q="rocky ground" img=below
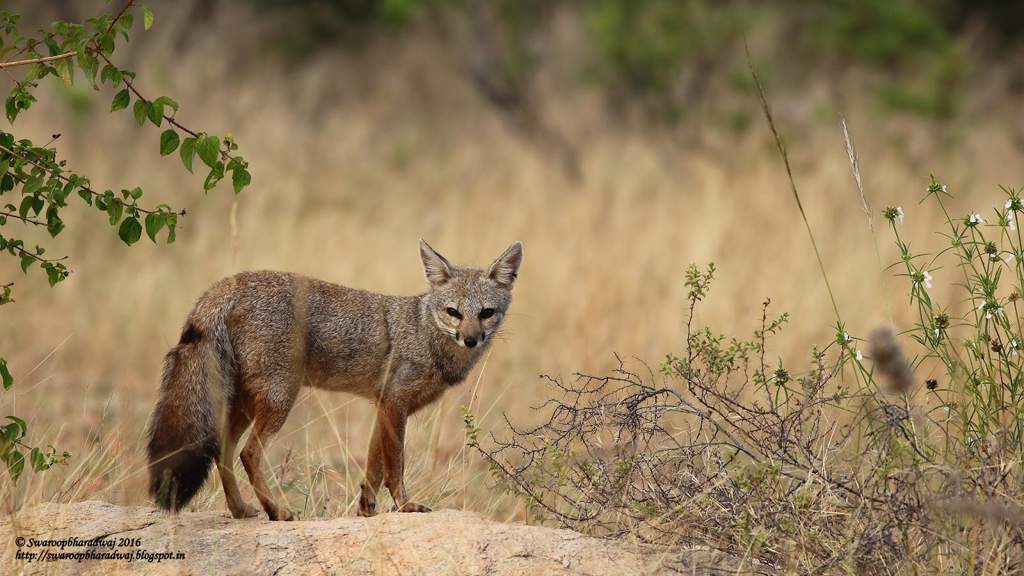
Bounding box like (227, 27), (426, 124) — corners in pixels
(0, 501), (762, 575)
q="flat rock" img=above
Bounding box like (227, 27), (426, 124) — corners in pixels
(0, 501), (754, 575)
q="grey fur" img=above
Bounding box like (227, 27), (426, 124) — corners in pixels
(146, 240), (523, 520)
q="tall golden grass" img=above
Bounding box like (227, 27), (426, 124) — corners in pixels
(1, 1), (1023, 521)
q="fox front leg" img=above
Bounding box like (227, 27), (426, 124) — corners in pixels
(362, 404), (431, 514)
(357, 414), (385, 517)
(383, 409), (431, 513)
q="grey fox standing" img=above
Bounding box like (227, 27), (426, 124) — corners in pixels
(147, 240), (523, 520)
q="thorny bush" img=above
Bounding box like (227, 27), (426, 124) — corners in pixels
(471, 183), (1024, 573)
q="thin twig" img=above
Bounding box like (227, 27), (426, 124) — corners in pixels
(5, 242), (67, 264)
(0, 143), (183, 217)
(0, 0), (135, 71)
(0, 210), (46, 227)
(0, 51), (77, 70)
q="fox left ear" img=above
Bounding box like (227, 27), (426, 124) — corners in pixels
(486, 241), (523, 288)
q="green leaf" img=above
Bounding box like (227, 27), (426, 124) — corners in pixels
(97, 190), (113, 211)
(118, 216), (142, 245)
(1, 423), (17, 444)
(119, 12), (135, 33)
(6, 416), (26, 439)
(179, 137), (196, 173)
(5, 96), (18, 124)
(144, 212), (164, 242)
(165, 212), (177, 243)
(53, 59), (72, 85)
(6, 449), (24, 481)
(19, 253), (33, 273)
(197, 135), (220, 168)
(0, 358), (11, 390)
(30, 448), (45, 472)
(204, 162), (225, 191)
(46, 212), (63, 237)
(153, 96), (178, 114)
(159, 129), (179, 156)
(19, 194), (43, 218)
(43, 262), (63, 286)
(18, 195), (34, 219)
(22, 176), (43, 196)
(107, 199), (123, 225)
(143, 6), (155, 30)
(129, 187), (143, 200)
(132, 100), (148, 126)
(101, 64), (123, 86)
(111, 88), (130, 112)
(54, 181), (73, 206)
(232, 167), (251, 194)
(147, 101), (163, 126)
(98, 33), (115, 55)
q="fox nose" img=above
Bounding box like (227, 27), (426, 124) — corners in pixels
(464, 336), (478, 348)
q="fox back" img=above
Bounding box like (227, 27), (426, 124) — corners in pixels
(217, 240), (520, 399)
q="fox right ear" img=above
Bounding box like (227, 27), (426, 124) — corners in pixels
(419, 239), (453, 288)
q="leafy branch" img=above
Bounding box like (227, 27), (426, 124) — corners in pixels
(0, 1), (250, 481)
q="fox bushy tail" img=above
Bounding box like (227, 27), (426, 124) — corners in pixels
(147, 307), (235, 511)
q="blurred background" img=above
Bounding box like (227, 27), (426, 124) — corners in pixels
(2, 0), (1024, 518)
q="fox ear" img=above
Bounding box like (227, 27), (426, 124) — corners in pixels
(486, 241), (523, 288)
(419, 239), (453, 288)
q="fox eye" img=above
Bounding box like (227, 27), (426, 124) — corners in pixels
(445, 307), (461, 319)
(479, 308), (496, 319)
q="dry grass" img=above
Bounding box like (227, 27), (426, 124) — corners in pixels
(2, 1), (1024, 531)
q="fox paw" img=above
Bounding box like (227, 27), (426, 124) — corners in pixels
(269, 508), (295, 521)
(396, 502), (431, 513)
(229, 503), (261, 519)
(358, 501), (376, 517)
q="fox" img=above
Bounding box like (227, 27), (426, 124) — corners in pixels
(146, 239), (523, 520)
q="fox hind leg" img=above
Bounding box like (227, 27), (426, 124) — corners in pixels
(239, 380), (297, 521)
(217, 402), (260, 519)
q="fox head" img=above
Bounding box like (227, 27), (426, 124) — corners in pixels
(419, 239), (523, 350)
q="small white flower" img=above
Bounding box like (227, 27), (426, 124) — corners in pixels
(980, 302), (998, 320)
(896, 206), (904, 225)
(1005, 252), (1016, 265)
(1007, 198), (1013, 209)
(855, 349), (863, 361)
(1009, 211), (1017, 231)
(915, 271), (934, 290)
(843, 331), (852, 344)
(969, 213), (985, 225)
